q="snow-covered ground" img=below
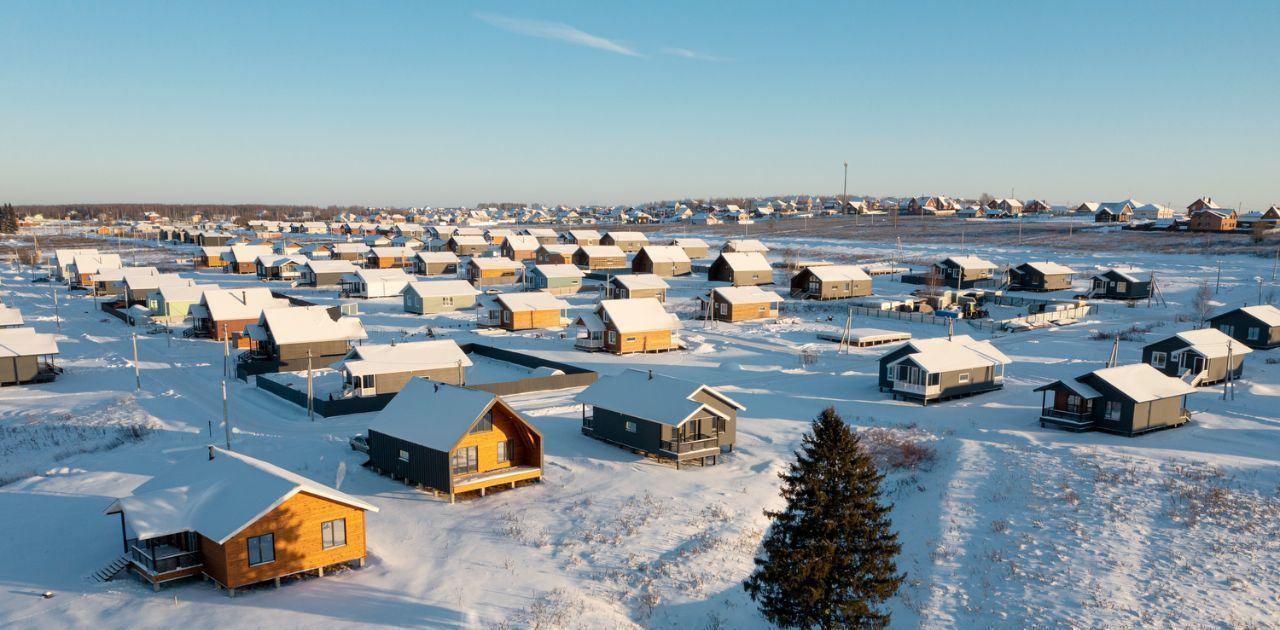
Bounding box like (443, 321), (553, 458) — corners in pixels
(1, 234), (1278, 628)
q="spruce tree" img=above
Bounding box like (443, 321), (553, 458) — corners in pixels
(0, 203), (17, 234)
(744, 407), (903, 629)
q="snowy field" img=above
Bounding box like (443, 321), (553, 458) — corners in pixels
(1, 234), (1279, 628)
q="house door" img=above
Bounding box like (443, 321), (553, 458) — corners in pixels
(1187, 355), (1205, 374)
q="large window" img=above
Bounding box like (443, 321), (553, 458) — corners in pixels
(451, 446), (478, 475)
(497, 440), (513, 463)
(1248, 327), (1260, 341)
(1104, 401), (1122, 421)
(1219, 324), (1234, 337)
(1151, 351), (1167, 368)
(321, 519), (347, 550)
(247, 533), (275, 566)
(471, 411), (493, 434)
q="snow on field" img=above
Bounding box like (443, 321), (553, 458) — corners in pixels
(0, 234), (1278, 628)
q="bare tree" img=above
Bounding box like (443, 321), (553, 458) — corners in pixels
(1191, 280), (1214, 327)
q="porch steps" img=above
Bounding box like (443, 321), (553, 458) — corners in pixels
(89, 556), (130, 583)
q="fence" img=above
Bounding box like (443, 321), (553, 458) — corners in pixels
(253, 342), (598, 417)
(100, 302), (136, 325)
(846, 305), (957, 327)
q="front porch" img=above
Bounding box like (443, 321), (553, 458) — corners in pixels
(452, 465), (542, 496)
(125, 533), (205, 589)
(1039, 407), (1095, 431)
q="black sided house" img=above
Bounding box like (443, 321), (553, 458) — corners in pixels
(575, 369), (744, 468)
(1035, 363), (1196, 435)
(1089, 269), (1152, 300)
(1008, 261), (1077, 292)
(1208, 304), (1280, 350)
(1142, 327), (1251, 386)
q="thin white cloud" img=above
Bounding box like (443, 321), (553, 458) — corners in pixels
(476, 13), (642, 58)
(661, 47), (725, 62)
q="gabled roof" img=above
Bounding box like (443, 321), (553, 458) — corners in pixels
(891, 344), (1001, 373)
(523, 228), (558, 237)
(0, 327), (59, 357)
(577, 245), (626, 258)
(1228, 304), (1280, 327)
(449, 235), (489, 246)
(1034, 377), (1102, 400)
(722, 239), (769, 253)
(70, 253), (123, 274)
(537, 244), (579, 256)
(895, 334), (1012, 365)
(1018, 261), (1076, 276)
(369, 246), (415, 258)
(805, 264), (871, 282)
(940, 255), (996, 270)
(1167, 327), (1253, 359)
(153, 283), (218, 303)
(637, 245), (691, 264)
(105, 447), (376, 544)
(671, 238), (708, 248)
(301, 259), (357, 274)
(340, 340), (472, 377)
(0, 303), (25, 327)
(603, 231), (648, 242)
(415, 251), (460, 263)
(353, 267), (412, 282)
(1089, 363), (1197, 403)
(504, 235), (541, 251)
(1095, 268), (1145, 283)
(331, 243), (371, 254)
(225, 245), (274, 262)
(201, 287), (291, 321)
(369, 381), (516, 451)
(492, 292), (570, 312)
(597, 298), (679, 333)
(259, 305), (367, 345)
(567, 229), (602, 240)
(576, 369), (744, 427)
(470, 257), (523, 271)
(711, 286), (784, 304)
(610, 273), (670, 290)
(532, 264), (585, 279)
(405, 280), (480, 298)
(714, 252), (772, 273)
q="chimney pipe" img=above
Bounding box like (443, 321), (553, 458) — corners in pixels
(434, 382), (439, 392)
(648, 369), (653, 380)
(208, 445), (215, 461)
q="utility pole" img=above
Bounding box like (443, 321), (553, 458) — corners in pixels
(1215, 261), (1222, 294)
(1273, 248), (1278, 282)
(222, 379), (231, 450)
(53, 288), (60, 331)
(307, 350), (314, 421)
(132, 332), (141, 390)
(223, 324), (230, 378)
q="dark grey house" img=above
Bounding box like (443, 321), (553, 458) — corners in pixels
(1208, 305), (1280, 349)
(299, 260), (357, 287)
(1089, 269), (1151, 300)
(1142, 328), (1251, 386)
(575, 369), (745, 468)
(877, 335), (1011, 404)
(243, 305), (367, 372)
(1035, 363), (1195, 435)
(1008, 261), (1076, 292)
(365, 380), (543, 502)
(934, 256), (997, 289)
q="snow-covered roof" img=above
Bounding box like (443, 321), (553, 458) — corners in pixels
(260, 305), (367, 345)
(578, 245), (626, 258)
(715, 252), (772, 273)
(301, 259), (357, 274)
(105, 446), (376, 544)
(576, 369), (744, 427)
(597, 298), (678, 333)
(331, 243), (371, 254)
(711, 286), (784, 305)
(806, 264), (871, 282)
(537, 244), (579, 256)
(1090, 363), (1197, 403)
(494, 292), (570, 312)
(604, 231), (648, 242)
(504, 235), (541, 251)
(450, 235), (489, 246)
(340, 340), (472, 377)
(154, 283), (218, 303)
(201, 287), (291, 321)
(1097, 268), (1145, 283)
(1019, 261), (1076, 276)
(91, 266), (158, 284)
(226, 245), (274, 262)
(892, 344), (1001, 373)
(369, 246), (415, 258)
(523, 228), (558, 238)
(671, 238), (709, 248)
(71, 253), (123, 274)
(125, 273), (195, 292)
(611, 274), (670, 290)
(369, 380), (505, 451)
(470, 257), (523, 271)
(722, 239), (769, 253)
(0, 327), (59, 357)
(898, 335), (1012, 365)
(415, 251), (460, 263)
(941, 255), (997, 270)
(1233, 305), (1280, 327)
(533, 264), (585, 279)
(405, 280), (480, 298)
(354, 267), (412, 282)
(0, 304), (25, 327)
(638, 246), (690, 264)
(567, 229), (602, 240)
(1169, 328), (1253, 360)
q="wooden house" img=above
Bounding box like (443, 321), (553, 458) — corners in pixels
(366, 246), (416, 269)
(341, 268), (412, 299)
(477, 292), (570, 330)
(600, 231), (649, 253)
(501, 235), (541, 262)
(403, 280), (480, 314)
(1209, 305), (1280, 349)
(224, 246), (274, 274)
(563, 229), (601, 246)
(90, 267), (157, 299)
(244, 305), (368, 371)
(105, 447), (376, 594)
(330, 243), (371, 264)
(878, 335), (1011, 405)
(484, 228), (514, 246)
(0, 303), (25, 328)
(467, 257), (523, 287)
(366, 381), (543, 502)
(527, 264), (585, 295)
(607, 274), (669, 302)
(789, 264), (872, 300)
(708, 252), (773, 286)
(631, 246), (692, 277)
(53, 248), (99, 282)
(299, 243), (333, 260)
(414, 251), (460, 276)
(0, 327), (60, 385)
(1089, 269), (1152, 300)
(933, 255), (997, 289)
(361, 235), (392, 248)
(523, 227), (559, 245)
(721, 239), (769, 254)
(573, 245), (628, 271)
(338, 340), (471, 397)
(191, 287), (291, 341)
(576, 369), (744, 468)
(1094, 202), (1133, 223)
(1009, 261), (1076, 292)
(299, 260), (357, 287)
(703, 286), (783, 322)
(447, 235), (489, 256)
(69, 253), (124, 288)
(196, 246), (230, 269)
(123, 273), (195, 306)
(1188, 209), (1237, 232)
(1186, 196), (1219, 214)
(535, 244), (578, 265)
(254, 255), (306, 281)
(574, 298), (679, 354)
(1142, 328), (1251, 386)
(146, 284), (218, 323)
(1035, 364), (1195, 435)
(670, 238), (710, 259)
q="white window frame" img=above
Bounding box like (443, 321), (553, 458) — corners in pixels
(958, 373), (970, 384)
(1151, 351), (1167, 368)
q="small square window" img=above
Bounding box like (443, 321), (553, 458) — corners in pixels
(958, 373), (970, 384)
(1151, 352), (1167, 368)
(398, 449), (409, 463)
(321, 519), (347, 550)
(624, 421), (637, 433)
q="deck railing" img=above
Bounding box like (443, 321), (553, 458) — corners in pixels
(659, 434), (721, 455)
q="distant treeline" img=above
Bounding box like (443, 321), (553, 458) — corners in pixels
(14, 203), (367, 222)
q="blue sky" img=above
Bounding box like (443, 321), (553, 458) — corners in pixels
(2, 1), (1278, 208)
